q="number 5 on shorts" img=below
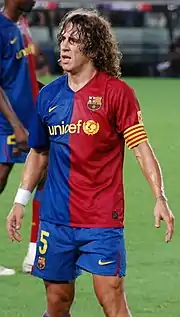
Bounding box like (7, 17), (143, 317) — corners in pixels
(39, 230), (50, 255)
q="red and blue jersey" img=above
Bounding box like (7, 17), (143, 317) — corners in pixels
(29, 72), (148, 228)
(0, 14), (38, 135)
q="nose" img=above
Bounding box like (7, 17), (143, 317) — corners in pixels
(61, 39), (70, 52)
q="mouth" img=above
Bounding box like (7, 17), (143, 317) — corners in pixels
(61, 55), (71, 63)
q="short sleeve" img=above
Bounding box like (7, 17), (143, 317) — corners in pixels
(115, 82), (148, 149)
(28, 94), (49, 149)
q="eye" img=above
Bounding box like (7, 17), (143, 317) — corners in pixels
(69, 37), (78, 45)
(69, 36), (80, 45)
(59, 35), (66, 43)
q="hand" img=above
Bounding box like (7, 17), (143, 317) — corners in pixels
(13, 125), (29, 152)
(7, 203), (25, 242)
(154, 199), (175, 243)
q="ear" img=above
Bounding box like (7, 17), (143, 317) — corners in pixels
(88, 51), (96, 59)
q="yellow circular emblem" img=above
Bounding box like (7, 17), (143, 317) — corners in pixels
(83, 120), (99, 135)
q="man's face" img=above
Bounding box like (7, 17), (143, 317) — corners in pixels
(60, 23), (91, 74)
(16, 0), (36, 13)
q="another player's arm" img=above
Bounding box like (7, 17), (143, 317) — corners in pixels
(0, 87), (29, 150)
(0, 87), (21, 127)
(37, 81), (45, 90)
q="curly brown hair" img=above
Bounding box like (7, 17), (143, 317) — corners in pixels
(57, 8), (122, 78)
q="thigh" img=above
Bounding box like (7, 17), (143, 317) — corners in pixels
(32, 221), (81, 282)
(0, 134), (28, 163)
(77, 228), (126, 277)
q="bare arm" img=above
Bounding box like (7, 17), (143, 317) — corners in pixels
(0, 87), (29, 150)
(37, 81), (45, 90)
(133, 141), (174, 242)
(7, 147), (48, 241)
(133, 141), (165, 199)
(0, 87), (22, 128)
(19, 147), (48, 192)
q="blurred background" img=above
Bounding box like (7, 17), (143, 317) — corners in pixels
(22, 0), (180, 78)
(2, 0), (180, 78)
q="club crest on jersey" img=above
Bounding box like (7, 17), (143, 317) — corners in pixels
(87, 96), (102, 111)
(37, 256), (46, 270)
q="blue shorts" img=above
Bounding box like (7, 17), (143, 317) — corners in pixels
(32, 221), (126, 282)
(0, 134), (28, 163)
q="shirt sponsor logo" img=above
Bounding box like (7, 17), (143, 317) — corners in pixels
(48, 120), (100, 136)
(16, 43), (35, 60)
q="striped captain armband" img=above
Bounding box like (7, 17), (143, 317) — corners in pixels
(123, 123), (148, 149)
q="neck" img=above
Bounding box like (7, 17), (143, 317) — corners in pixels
(68, 63), (97, 92)
(2, 6), (21, 22)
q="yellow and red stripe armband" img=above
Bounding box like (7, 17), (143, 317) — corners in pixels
(123, 124), (148, 149)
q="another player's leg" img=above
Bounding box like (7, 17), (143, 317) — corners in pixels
(32, 221), (79, 317)
(76, 227), (132, 317)
(42, 312), (71, 317)
(23, 174), (46, 273)
(0, 134), (29, 274)
(0, 161), (16, 276)
(42, 313), (71, 317)
(0, 140), (15, 276)
(0, 162), (13, 194)
(22, 196), (40, 273)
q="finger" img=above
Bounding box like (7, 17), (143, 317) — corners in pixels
(19, 147), (29, 153)
(172, 215), (175, 226)
(7, 219), (16, 241)
(155, 216), (161, 228)
(13, 230), (22, 242)
(15, 218), (22, 231)
(8, 227), (15, 241)
(165, 222), (174, 243)
(164, 214), (174, 240)
(16, 142), (29, 152)
(12, 148), (21, 156)
(166, 230), (172, 243)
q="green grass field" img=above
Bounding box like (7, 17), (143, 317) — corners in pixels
(0, 77), (180, 317)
